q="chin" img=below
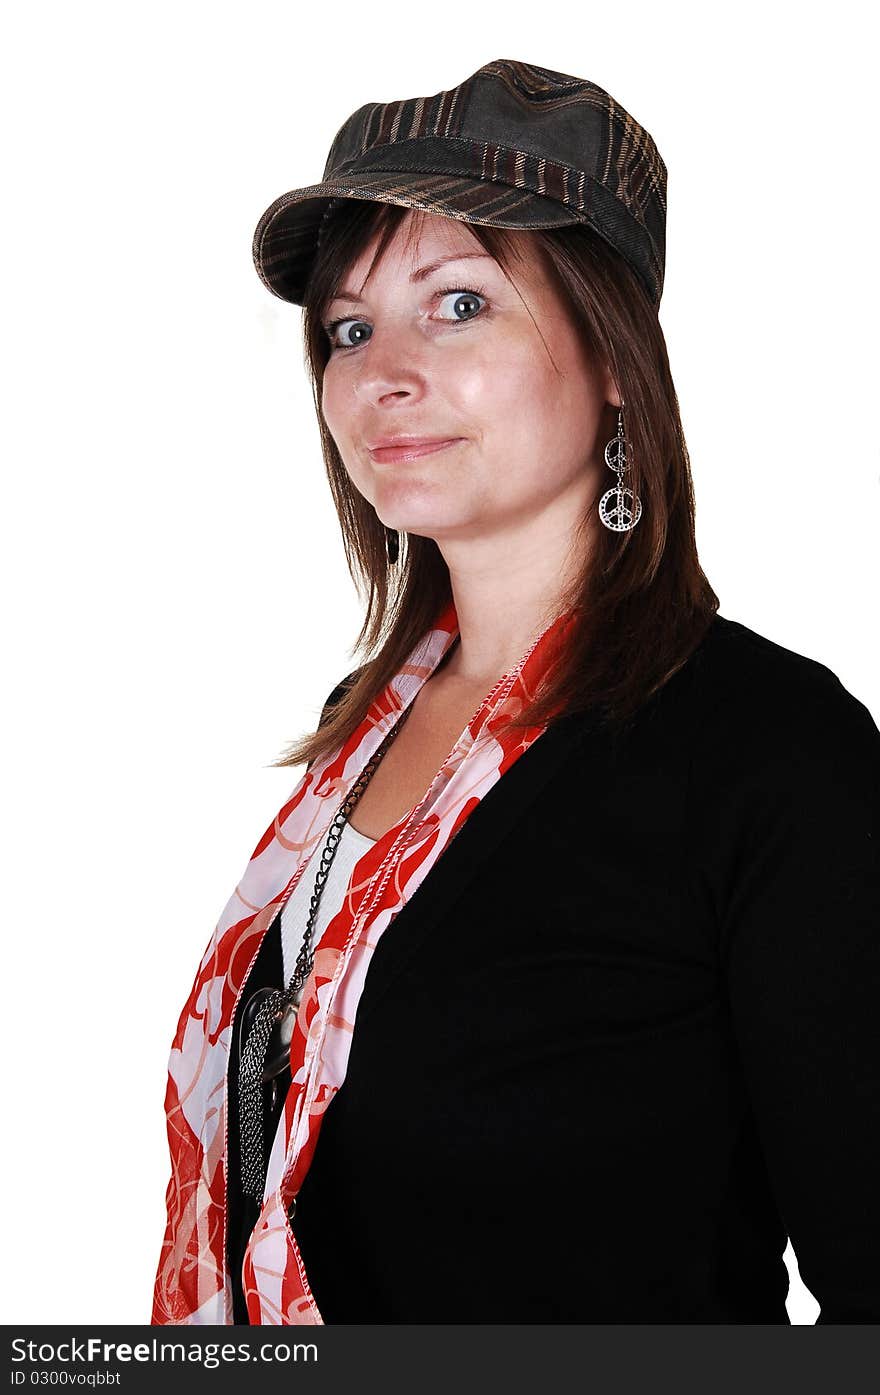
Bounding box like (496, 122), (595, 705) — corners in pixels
(373, 485), (483, 537)
(389, 521), (475, 544)
(375, 504), (467, 538)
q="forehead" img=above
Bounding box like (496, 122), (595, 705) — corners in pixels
(340, 208), (538, 293)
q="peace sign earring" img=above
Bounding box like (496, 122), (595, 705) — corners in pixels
(598, 407), (642, 532)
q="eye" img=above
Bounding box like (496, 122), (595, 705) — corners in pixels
(324, 318), (372, 350)
(434, 287), (487, 321)
(322, 285), (488, 351)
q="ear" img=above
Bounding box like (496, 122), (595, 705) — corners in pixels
(602, 366), (622, 409)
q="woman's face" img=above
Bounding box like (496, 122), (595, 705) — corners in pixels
(320, 209), (619, 550)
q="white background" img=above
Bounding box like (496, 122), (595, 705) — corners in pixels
(2, 0), (876, 1325)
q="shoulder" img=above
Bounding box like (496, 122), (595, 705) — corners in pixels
(683, 613), (879, 791)
(679, 620), (879, 962)
(690, 613), (876, 735)
(692, 612), (855, 701)
(317, 666), (364, 728)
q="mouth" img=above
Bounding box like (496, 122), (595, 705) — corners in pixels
(368, 438), (464, 464)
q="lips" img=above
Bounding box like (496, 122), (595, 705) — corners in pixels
(368, 437), (463, 463)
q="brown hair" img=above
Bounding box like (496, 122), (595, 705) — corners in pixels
(271, 199), (718, 770)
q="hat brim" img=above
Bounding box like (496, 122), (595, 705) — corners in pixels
(252, 171), (590, 305)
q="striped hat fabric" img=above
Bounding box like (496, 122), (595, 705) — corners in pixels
(252, 58), (668, 307)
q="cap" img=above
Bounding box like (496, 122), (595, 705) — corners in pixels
(252, 58), (667, 308)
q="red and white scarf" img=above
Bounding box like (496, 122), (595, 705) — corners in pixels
(151, 597), (576, 1324)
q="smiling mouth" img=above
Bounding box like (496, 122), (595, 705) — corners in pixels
(369, 439), (464, 464)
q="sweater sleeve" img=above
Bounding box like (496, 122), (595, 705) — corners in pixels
(695, 660), (880, 1322)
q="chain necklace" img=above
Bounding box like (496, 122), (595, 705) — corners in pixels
(237, 701), (414, 1202)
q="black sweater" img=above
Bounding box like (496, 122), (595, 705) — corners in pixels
(227, 614), (880, 1323)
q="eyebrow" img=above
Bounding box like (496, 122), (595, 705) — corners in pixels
(329, 252), (496, 306)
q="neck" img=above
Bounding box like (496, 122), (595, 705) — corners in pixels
(435, 515), (591, 685)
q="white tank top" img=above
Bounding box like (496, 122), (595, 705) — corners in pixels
(279, 820), (378, 984)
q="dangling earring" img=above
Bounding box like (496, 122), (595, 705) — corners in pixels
(599, 406), (642, 532)
(386, 527), (400, 565)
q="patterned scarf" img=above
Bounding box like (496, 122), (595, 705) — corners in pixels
(152, 596), (576, 1324)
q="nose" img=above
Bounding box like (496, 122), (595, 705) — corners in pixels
(352, 317), (430, 408)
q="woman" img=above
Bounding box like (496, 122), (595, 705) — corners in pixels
(152, 59), (879, 1325)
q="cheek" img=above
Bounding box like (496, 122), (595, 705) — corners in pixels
(475, 344), (571, 440)
(472, 332), (604, 496)
(444, 337), (539, 418)
(319, 368), (376, 501)
(321, 368), (346, 437)
(510, 336), (601, 447)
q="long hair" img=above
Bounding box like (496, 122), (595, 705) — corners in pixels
(271, 199), (718, 770)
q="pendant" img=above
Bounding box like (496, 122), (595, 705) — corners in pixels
(599, 482), (642, 532)
(238, 987), (299, 1082)
(263, 1000), (298, 1081)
